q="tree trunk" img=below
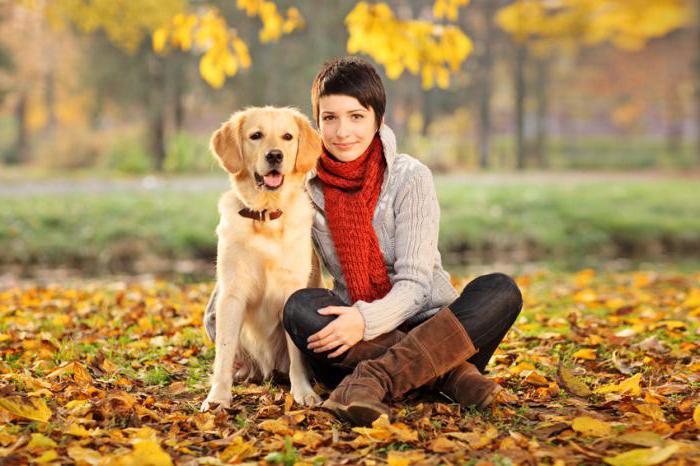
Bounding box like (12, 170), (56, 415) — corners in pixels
(478, 0), (495, 169)
(515, 44), (527, 170)
(665, 82), (683, 162)
(8, 91), (29, 165)
(533, 57), (550, 168)
(147, 52), (167, 171)
(696, 0), (700, 165)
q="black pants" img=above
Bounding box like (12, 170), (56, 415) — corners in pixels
(282, 273), (523, 388)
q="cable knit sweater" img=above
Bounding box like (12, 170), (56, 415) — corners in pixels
(305, 125), (458, 341)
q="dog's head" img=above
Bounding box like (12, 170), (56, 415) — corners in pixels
(211, 106), (321, 191)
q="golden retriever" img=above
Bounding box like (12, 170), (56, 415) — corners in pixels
(201, 106), (323, 411)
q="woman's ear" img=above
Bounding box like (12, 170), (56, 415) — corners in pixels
(293, 112), (322, 173)
(211, 111), (246, 174)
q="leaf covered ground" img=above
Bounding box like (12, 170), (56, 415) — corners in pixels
(0, 270), (699, 465)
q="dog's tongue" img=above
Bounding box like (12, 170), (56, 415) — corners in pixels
(264, 173), (283, 188)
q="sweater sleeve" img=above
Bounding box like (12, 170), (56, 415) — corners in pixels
(354, 164), (439, 340)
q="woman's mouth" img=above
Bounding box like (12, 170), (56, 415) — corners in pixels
(334, 142), (356, 150)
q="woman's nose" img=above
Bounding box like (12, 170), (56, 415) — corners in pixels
(335, 118), (349, 137)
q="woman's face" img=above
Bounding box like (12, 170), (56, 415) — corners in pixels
(318, 94), (379, 162)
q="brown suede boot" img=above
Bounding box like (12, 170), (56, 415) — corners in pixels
(335, 325), (503, 412)
(322, 307), (478, 426)
(430, 361), (503, 409)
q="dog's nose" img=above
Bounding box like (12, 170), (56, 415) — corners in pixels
(265, 150), (283, 165)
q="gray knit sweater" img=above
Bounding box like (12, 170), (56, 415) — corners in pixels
(305, 125), (458, 341)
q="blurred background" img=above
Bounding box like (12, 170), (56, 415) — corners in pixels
(0, 0), (698, 286)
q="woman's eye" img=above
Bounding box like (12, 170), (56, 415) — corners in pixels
(250, 132), (262, 140)
(322, 115), (335, 121)
(352, 114), (364, 120)
(282, 133), (293, 141)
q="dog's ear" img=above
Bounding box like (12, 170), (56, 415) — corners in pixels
(211, 111), (245, 174)
(293, 112), (322, 174)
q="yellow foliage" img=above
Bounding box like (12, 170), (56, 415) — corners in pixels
(152, 2), (299, 88)
(496, 0), (690, 51)
(346, 2), (473, 89)
(433, 0), (470, 21)
(42, 0), (185, 53)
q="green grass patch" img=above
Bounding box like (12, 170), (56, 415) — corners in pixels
(1, 177), (698, 273)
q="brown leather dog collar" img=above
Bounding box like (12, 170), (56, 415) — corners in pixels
(238, 208), (283, 222)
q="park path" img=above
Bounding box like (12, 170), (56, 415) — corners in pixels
(1, 170), (696, 196)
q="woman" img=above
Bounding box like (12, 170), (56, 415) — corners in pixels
(204, 56), (523, 426)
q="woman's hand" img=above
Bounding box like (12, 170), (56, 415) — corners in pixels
(307, 306), (365, 358)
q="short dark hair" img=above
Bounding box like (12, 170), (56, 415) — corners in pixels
(310, 56), (386, 127)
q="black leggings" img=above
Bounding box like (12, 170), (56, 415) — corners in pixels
(283, 273), (523, 388)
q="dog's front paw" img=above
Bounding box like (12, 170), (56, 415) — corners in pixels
(200, 386), (232, 412)
(291, 385), (322, 407)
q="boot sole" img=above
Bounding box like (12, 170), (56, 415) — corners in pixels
(477, 384), (503, 409)
(322, 399), (386, 426)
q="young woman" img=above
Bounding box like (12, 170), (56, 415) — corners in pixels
(204, 56), (523, 426)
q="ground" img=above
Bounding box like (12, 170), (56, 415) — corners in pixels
(0, 270), (698, 465)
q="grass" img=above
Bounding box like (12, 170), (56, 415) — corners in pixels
(0, 176), (698, 274)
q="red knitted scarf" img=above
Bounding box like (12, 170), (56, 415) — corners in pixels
(316, 135), (392, 303)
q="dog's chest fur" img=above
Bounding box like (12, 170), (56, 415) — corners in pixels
(216, 188), (314, 376)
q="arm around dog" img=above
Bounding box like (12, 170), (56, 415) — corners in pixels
(353, 163), (439, 340)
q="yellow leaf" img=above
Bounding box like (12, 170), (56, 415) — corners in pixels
(291, 430), (323, 449)
(34, 449), (59, 463)
(67, 446), (102, 465)
(65, 423), (100, 437)
(105, 439), (173, 466)
(508, 361), (535, 375)
(258, 418), (293, 436)
(604, 444), (679, 466)
(558, 365), (592, 397)
(634, 403), (665, 422)
(352, 415), (418, 442)
(693, 405), (700, 428)
(572, 416), (612, 437)
(429, 436), (458, 453)
(28, 433), (57, 448)
(615, 431), (664, 448)
(595, 373), (643, 397)
(523, 370), (549, 387)
(219, 436), (258, 463)
(0, 396), (52, 422)
(573, 348), (598, 360)
(387, 450), (425, 466)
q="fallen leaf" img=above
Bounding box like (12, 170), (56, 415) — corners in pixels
(0, 396), (52, 422)
(634, 403), (665, 422)
(67, 446), (102, 465)
(218, 436), (258, 463)
(291, 430), (324, 449)
(429, 436), (458, 453)
(523, 370), (549, 386)
(572, 416), (612, 437)
(27, 433), (57, 448)
(694, 405), (700, 428)
(573, 348), (597, 360)
(615, 431), (664, 448)
(558, 366), (592, 397)
(387, 450), (425, 466)
(604, 444), (679, 466)
(33, 449), (59, 463)
(595, 373), (643, 397)
(258, 418), (294, 436)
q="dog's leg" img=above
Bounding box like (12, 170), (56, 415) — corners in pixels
(201, 290), (246, 412)
(286, 333), (322, 406)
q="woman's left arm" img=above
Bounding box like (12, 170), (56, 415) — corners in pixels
(354, 163), (440, 340)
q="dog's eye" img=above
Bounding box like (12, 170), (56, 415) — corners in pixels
(282, 133), (293, 141)
(250, 132), (263, 140)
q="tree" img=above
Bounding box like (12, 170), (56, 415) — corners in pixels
(496, 0), (691, 169)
